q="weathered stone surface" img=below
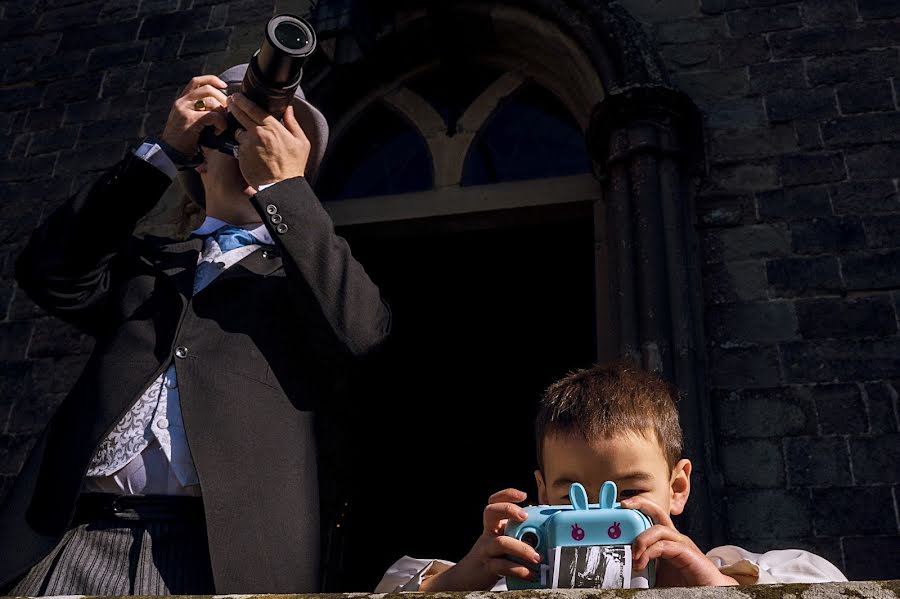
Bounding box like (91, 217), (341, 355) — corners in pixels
(758, 186), (832, 221)
(781, 338), (900, 382)
(842, 249), (900, 290)
(830, 180), (899, 214)
(796, 296), (897, 340)
(850, 433), (900, 484)
(812, 486), (896, 535)
(810, 383), (868, 434)
(715, 386), (818, 437)
(707, 301), (798, 343)
(703, 260), (769, 304)
(767, 256), (842, 294)
(726, 489), (812, 538)
(791, 216), (866, 254)
(719, 438), (786, 487)
(845, 144), (900, 180)
(710, 344), (783, 389)
(864, 381), (899, 433)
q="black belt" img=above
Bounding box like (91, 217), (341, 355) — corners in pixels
(74, 493), (206, 523)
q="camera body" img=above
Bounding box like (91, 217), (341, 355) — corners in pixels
(504, 481), (655, 589)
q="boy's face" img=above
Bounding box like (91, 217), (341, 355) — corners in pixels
(535, 429), (690, 517)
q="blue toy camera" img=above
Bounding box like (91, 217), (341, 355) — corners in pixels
(504, 481), (655, 589)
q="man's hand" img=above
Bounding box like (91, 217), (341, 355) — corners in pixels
(227, 93), (311, 188)
(420, 488), (540, 592)
(621, 496), (739, 587)
(161, 76), (229, 158)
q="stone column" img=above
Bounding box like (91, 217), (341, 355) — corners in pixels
(587, 86), (724, 549)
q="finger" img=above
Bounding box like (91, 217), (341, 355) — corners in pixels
(635, 539), (689, 571)
(231, 93), (279, 127)
(485, 558), (536, 581)
(483, 502), (528, 531)
(488, 488), (528, 505)
(234, 128), (247, 143)
(227, 98), (258, 131)
(631, 525), (686, 563)
(282, 105), (306, 139)
(181, 75), (227, 96)
(200, 112), (229, 135)
(186, 84), (229, 108)
(620, 496), (674, 528)
(486, 535), (541, 564)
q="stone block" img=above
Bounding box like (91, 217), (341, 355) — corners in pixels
(830, 180), (899, 214)
(715, 386), (818, 437)
(7, 393), (66, 435)
(726, 6), (801, 34)
(29, 318), (93, 358)
(850, 434), (900, 484)
(698, 194), (756, 227)
(0, 322), (32, 362)
(864, 381), (899, 433)
(791, 216), (866, 254)
(23, 107), (63, 132)
(767, 256), (842, 294)
(769, 22), (900, 58)
(180, 28), (231, 57)
(843, 536), (900, 580)
(708, 162), (781, 192)
(809, 50), (899, 87)
(822, 112), (900, 147)
(781, 338), (900, 382)
(58, 20), (140, 52)
(845, 143), (900, 180)
(863, 214), (900, 248)
(708, 223), (791, 262)
(800, 0), (859, 25)
(709, 344), (783, 389)
(208, 5), (229, 29)
(814, 383), (868, 434)
(0, 155), (56, 183)
(225, 0), (276, 27)
(779, 153), (846, 186)
(796, 295), (897, 340)
(758, 186), (832, 220)
(37, 1), (103, 30)
(704, 97), (768, 128)
(100, 64), (150, 98)
(80, 117), (143, 145)
(857, 0), (900, 18)
(766, 89), (837, 123)
(63, 99), (109, 125)
(784, 436), (852, 486)
(749, 59), (805, 93)
(87, 40), (146, 70)
(726, 489), (812, 538)
(707, 301), (798, 343)
(143, 35), (183, 61)
(842, 249), (900, 290)
(0, 433), (36, 475)
(793, 120), (823, 150)
(812, 486), (896, 535)
(710, 124), (798, 163)
(719, 438), (786, 487)
(99, 0), (138, 23)
(54, 141), (125, 177)
(42, 74), (103, 105)
(27, 125), (78, 156)
(837, 80), (896, 114)
(703, 260), (769, 304)
(673, 69), (750, 103)
(138, 7), (212, 39)
(145, 56), (206, 89)
(719, 36), (770, 68)
(0, 85), (44, 112)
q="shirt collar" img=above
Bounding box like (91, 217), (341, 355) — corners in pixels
(192, 216), (274, 246)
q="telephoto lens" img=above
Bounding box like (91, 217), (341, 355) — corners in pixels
(199, 14), (317, 156)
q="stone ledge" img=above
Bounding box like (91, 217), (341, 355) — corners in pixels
(10, 581), (900, 599)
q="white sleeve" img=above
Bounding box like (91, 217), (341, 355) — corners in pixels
(706, 545), (847, 584)
(134, 142), (177, 180)
(373, 556), (508, 592)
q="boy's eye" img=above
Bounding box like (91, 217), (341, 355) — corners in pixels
(619, 489), (643, 499)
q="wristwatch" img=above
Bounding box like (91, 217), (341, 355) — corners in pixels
(147, 137), (204, 170)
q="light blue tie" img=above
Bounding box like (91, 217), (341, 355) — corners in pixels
(211, 225), (260, 251)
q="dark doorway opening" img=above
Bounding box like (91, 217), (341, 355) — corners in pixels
(327, 202), (598, 591)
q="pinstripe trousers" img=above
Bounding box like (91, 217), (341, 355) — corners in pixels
(9, 516), (215, 596)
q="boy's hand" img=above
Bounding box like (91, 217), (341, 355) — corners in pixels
(420, 489), (541, 591)
(621, 496), (739, 587)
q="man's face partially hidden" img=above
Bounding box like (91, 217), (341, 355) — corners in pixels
(196, 145), (257, 206)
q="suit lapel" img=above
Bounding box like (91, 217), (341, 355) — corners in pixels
(147, 236), (203, 299)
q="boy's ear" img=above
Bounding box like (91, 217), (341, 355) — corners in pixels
(668, 458), (691, 516)
(534, 469), (549, 505)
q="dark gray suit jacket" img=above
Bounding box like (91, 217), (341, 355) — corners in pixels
(0, 153), (391, 592)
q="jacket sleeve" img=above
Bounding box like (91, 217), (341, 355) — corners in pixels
(250, 176), (391, 360)
(14, 153), (173, 335)
(706, 545), (848, 584)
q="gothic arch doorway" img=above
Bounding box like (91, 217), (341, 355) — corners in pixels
(306, 3), (715, 589)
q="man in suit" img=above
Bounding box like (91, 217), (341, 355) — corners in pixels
(0, 65), (390, 595)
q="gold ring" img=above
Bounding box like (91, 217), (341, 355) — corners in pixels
(193, 99), (207, 111)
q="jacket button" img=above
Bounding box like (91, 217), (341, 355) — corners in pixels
(270, 213), (283, 224)
(174, 346), (188, 359)
(276, 223), (288, 234)
(266, 204), (278, 215)
(156, 418), (169, 429)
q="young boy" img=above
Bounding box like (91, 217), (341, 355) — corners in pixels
(377, 363), (846, 591)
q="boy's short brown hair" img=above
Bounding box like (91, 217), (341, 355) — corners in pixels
(535, 362), (683, 469)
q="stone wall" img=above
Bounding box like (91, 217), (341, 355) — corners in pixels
(0, 0), (897, 584)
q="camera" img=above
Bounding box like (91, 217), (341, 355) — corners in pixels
(199, 14), (317, 157)
(504, 481), (656, 589)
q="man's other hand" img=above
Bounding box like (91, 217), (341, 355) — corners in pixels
(161, 76), (229, 158)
